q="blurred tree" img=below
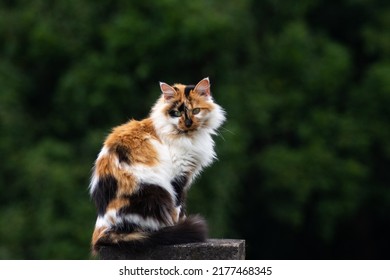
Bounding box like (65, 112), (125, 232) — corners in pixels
(0, 0), (389, 259)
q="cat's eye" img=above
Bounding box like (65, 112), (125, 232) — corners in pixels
(192, 108), (201, 115)
(169, 110), (182, 117)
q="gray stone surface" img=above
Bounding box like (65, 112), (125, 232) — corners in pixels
(98, 239), (245, 260)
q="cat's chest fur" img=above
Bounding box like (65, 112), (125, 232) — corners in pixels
(158, 132), (215, 182)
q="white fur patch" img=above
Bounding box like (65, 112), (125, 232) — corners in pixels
(95, 209), (117, 229)
(124, 213), (169, 231)
(121, 139), (176, 198)
(95, 208), (171, 232)
(95, 216), (108, 228)
(89, 173), (99, 195)
(89, 146), (110, 195)
(98, 146), (109, 158)
(149, 95), (226, 182)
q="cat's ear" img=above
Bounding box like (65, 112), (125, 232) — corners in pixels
(194, 77), (211, 97)
(159, 82), (176, 100)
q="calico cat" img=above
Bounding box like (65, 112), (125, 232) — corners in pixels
(89, 77), (225, 256)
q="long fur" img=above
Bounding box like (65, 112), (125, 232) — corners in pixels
(89, 78), (225, 257)
(94, 215), (207, 253)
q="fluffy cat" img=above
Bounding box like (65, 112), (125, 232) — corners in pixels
(89, 77), (225, 256)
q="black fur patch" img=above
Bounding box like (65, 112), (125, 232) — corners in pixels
(184, 117), (192, 127)
(151, 215), (208, 244)
(92, 175), (118, 215)
(119, 184), (174, 224)
(184, 85), (195, 98)
(177, 103), (185, 113)
(96, 215), (208, 255)
(171, 175), (188, 206)
(111, 222), (139, 233)
(114, 144), (131, 164)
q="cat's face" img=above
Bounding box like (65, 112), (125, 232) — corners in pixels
(152, 78), (225, 137)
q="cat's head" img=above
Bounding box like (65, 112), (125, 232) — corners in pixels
(151, 77), (225, 138)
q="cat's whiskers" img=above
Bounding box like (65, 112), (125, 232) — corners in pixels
(220, 126), (234, 135)
(214, 130), (226, 142)
(212, 126), (233, 142)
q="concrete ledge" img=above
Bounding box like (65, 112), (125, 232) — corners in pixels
(98, 239), (245, 260)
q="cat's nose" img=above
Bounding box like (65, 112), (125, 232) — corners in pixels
(185, 119), (193, 128)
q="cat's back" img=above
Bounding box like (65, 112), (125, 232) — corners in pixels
(105, 118), (158, 145)
(103, 118), (160, 166)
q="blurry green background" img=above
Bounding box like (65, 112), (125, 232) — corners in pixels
(0, 0), (389, 259)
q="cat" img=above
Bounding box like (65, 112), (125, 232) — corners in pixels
(89, 77), (226, 256)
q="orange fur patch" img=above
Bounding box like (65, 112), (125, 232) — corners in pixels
(113, 169), (137, 196)
(107, 197), (129, 211)
(170, 207), (181, 224)
(104, 118), (159, 166)
(92, 226), (107, 247)
(94, 118), (160, 197)
(95, 231), (148, 246)
(95, 154), (114, 177)
(120, 232), (149, 242)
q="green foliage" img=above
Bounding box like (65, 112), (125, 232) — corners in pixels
(0, 0), (389, 259)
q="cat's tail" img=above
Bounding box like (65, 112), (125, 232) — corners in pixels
(92, 215), (207, 257)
